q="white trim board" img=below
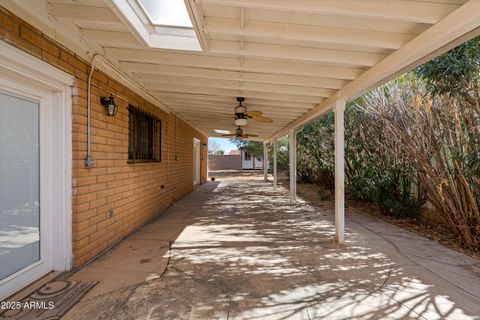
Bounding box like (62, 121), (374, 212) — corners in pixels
(0, 41), (74, 298)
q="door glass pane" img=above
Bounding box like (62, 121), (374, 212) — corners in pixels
(0, 91), (40, 280)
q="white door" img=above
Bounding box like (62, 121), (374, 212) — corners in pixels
(242, 151), (253, 169)
(193, 138), (201, 186)
(254, 157), (264, 169)
(0, 89), (54, 299)
(0, 42), (73, 299)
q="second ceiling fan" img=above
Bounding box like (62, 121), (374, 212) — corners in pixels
(221, 126), (258, 139)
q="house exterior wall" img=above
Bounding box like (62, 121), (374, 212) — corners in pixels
(208, 154), (242, 170)
(241, 151), (264, 170)
(253, 158), (264, 169)
(0, 7), (208, 267)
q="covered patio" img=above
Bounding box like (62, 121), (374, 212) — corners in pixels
(2, 0), (479, 245)
(64, 172), (480, 319)
(28, 0), (480, 244)
(1, 0), (480, 317)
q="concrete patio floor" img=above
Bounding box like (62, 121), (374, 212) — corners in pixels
(64, 172), (480, 320)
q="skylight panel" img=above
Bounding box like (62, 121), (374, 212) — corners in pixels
(138, 0), (193, 28)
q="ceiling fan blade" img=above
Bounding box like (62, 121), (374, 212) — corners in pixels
(245, 110), (263, 117)
(250, 115), (273, 123)
(243, 134), (259, 138)
(221, 134), (237, 137)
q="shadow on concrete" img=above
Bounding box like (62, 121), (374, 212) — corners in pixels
(65, 173), (480, 320)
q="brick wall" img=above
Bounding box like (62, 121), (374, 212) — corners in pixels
(208, 154), (242, 170)
(0, 7), (208, 267)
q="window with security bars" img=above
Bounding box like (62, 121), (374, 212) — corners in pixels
(128, 106), (161, 162)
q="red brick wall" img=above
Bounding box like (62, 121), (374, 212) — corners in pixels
(0, 7), (208, 267)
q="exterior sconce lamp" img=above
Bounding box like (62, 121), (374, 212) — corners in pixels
(100, 94), (117, 116)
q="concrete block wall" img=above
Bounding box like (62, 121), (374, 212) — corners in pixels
(208, 154), (242, 170)
(0, 7), (208, 267)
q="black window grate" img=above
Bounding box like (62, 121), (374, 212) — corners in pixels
(128, 106), (161, 162)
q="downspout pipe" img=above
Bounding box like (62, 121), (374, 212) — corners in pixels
(85, 54), (101, 168)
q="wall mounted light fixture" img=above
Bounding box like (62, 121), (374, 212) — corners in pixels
(100, 94), (118, 116)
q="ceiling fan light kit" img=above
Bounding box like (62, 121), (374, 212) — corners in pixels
(222, 97), (273, 139)
(234, 117), (248, 127)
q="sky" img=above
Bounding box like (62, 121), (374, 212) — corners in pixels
(208, 137), (238, 153)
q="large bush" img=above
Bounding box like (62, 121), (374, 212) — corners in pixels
(297, 113), (335, 188)
(293, 38), (480, 248)
(295, 103), (422, 218)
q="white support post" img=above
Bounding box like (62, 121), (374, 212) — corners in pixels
(273, 138), (278, 190)
(263, 142), (268, 181)
(334, 100), (346, 243)
(289, 128), (297, 203)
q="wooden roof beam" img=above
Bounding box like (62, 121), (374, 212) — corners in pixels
(113, 53), (365, 79)
(209, 40), (387, 67)
(197, 0), (459, 24)
(205, 17), (415, 50)
(267, 0), (480, 141)
(140, 76), (335, 97)
(130, 68), (348, 89)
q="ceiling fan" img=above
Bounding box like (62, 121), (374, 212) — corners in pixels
(221, 126), (259, 139)
(234, 97), (273, 127)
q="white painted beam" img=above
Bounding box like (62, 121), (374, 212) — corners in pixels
(243, 60), (364, 80)
(50, 3), (119, 22)
(150, 86), (324, 104)
(142, 76), (335, 98)
(334, 100), (345, 243)
(173, 104), (304, 115)
(173, 109), (304, 121)
(240, 9), (430, 35)
(198, 0), (459, 24)
(112, 52), (364, 79)
(205, 17), (415, 50)
(209, 40), (387, 67)
(106, 0), (150, 46)
(186, 0), (210, 50)
(179, 112), (277, 121)
(106, 47), (239, 69)
(273, 138), (278, 190)
(161, 97), (313, 110)
(242, 73), (348, 90)
(165, 103), (311, 115)
(267, 0), (480, 141)
(51, 0), (108, 7)
(81, 29), (138, 47)
(289, 128), (297, 203)
(263, 142), (268, 181)
(130, 68), (347, 89)
(126, 63), (240, 80)
(341, 1), (480, 100)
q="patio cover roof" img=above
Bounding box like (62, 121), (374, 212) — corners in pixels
(9, 0), (480, 140)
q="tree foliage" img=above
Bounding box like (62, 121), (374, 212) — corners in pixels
(292, 38), (479, 248)
(208, 140), (225, 155)
(297, 113), (334, 188)
(230, 139), (264, 158)
(414, 36), (480, 102)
